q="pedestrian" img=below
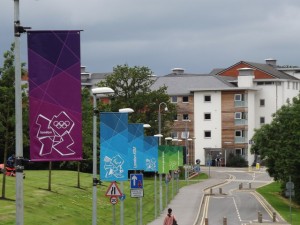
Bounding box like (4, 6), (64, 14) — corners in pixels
(163, 208), (178, 225)
(7, 154), (15, 168)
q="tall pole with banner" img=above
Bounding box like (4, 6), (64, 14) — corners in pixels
(92, 87), (114, 225)
(14, 1), (31, 224)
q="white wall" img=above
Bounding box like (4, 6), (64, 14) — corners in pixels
(194, 91), (222, 164)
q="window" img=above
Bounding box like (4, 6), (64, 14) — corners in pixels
(182, 114), (189, 120)
(171, 131), (178, 139)
(171, 96), (178, 103)
(204, 95), (211, 102)
(234, 94), (242, 101)
(260, 99), (265, 107)
(204, 113), (211, 120)
(204, 131), (211, 138)
(173, 114), (178, 121)
(235, 130), (242, 137)
(182, 96), (189, 103)
(235, 148), (245, 155)
(181, 131), (189, 139)
(260, 117), (265, 124)
(235, 112), (242, 119)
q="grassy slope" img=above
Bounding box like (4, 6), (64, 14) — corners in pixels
(257, 181), (300, 224)
(0, 170), (207, 225)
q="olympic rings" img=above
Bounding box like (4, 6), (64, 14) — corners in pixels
(53, 121), (70, 129)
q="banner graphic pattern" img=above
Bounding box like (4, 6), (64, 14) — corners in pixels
(128, 124), (144, 170)
(28, 30), (82, 161)
(144, 136), (158, 172)
(100, 112), (129, 181)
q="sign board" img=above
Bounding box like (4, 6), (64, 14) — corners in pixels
(286, 181), (294, 190)
(285, 190), (295, 197)
(110, 196), (118, 205)
(130, 174), (143, 189)
(130, 189), (144, 198)
(105, 181), (122, 197)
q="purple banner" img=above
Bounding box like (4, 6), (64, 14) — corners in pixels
(27, 30), (82, 161)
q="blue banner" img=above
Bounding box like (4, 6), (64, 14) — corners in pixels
(100, 112), (129, 181)
(144, 136), (158, 172)
(128, 124), (144, 170)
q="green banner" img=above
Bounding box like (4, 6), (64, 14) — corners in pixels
(158, 145), (184, 173)
(158, 145), (167, 174)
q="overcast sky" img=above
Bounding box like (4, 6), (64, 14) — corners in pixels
(1, 0), (300, 75)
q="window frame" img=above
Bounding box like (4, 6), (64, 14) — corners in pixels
(204, 130), (211, 138)
(204, 113), (211, 120)
(182, 96), (189, 103)
(204, 95), (211, 103)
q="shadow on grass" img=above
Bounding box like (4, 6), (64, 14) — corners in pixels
(0, 197), (15, 202)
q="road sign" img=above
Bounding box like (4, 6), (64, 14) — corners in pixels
(130, 189), (144, 198)
(286, 181), (294, 190)
(119, 194), (126, 201)
(285, 190), (295, 197)
(105, 181), (122, 197)
(110, 196), (118, 205)
(130, 174), (143, 189)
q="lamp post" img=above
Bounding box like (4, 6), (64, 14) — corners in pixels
(92, 87), (114, 225)
(157, 102), (168, 213)
(118, 107), (134, 225)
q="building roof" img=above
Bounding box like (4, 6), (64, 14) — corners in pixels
(151, 73), (234, 95)
(216, 61), (298, 80)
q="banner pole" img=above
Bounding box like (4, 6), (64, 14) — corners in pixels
(14, 1), (24, 224)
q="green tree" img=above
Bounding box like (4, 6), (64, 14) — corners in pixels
(0, 44), (27, 198)
(251, 94), (300, 203)
(98, 64), (176, 136)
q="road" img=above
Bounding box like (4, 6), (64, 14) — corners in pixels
(198, 166), (288, 225)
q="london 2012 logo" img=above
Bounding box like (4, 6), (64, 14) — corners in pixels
(35, 111), (75, 156)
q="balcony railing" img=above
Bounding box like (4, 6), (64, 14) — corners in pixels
(234, 101), (247, 107)
(235, 119), (248, 126)
(234, 136), (248, 143)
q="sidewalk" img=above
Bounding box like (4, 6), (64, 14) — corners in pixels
(147, 178), (224, 225)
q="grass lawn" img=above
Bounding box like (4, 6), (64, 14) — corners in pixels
(257, 181), (300, 224)
(0, 170), (207, 225)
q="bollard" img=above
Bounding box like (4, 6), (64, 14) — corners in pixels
(249, 183), (251, 189)
(205, 218), (209, 225)
(219, 188), (222, 194)
(258, 211), (262, 223)
(210, 188), (213, 195)
(273, 212), (276, 222)
(223, 217), (227, 225)
(239, 183), (242, 190)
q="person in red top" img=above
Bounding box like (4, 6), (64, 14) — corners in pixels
(163, 208), (177, 225)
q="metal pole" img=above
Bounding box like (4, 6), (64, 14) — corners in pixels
(154, 173), (157, 218)
(139, 197), (143, 225)
(158, 102), (167, 213)
(14, 1), (24, 224)
(120, 182), (124, 225)
(92, 95), (98, 225)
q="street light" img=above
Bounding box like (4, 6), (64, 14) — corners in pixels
(92, 87), (114, 225)
(157, 102), (168, 214)
(118, 107), (134, 225)
(158, 102), (168, 145)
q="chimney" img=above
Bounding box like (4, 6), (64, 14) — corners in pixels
(265, 58), (277, 67)
(172, 68), (185, 75)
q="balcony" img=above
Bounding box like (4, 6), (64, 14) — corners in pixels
(234, 100), (247, 107)
(234, 119), (248, 126)
(234, 136), (248, 143)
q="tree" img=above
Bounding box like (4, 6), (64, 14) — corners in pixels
(251, 94), (300, 203)
(98, 64), (176, 137)
(0, 44), (27, 198)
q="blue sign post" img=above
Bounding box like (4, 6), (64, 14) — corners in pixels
(130, 174), (143, 189)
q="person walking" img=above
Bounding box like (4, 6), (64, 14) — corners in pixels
(163, 208), (177, 225)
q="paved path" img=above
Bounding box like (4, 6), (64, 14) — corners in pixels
(147, 178), (224, 225)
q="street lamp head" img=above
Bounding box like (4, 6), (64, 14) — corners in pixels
(92, 87), (114, 95)
(119, 108), (134, 113)
(164, 106), (168, 111)
(154, 134), (163, 137)
(143, 124), (151, 128)
(165, 137), (173, 141)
